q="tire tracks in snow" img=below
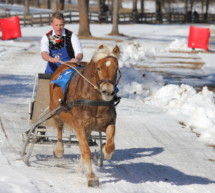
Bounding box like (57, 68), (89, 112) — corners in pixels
(0, 116), (9, 140)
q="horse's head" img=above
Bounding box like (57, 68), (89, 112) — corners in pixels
(92, 44), (120, 101)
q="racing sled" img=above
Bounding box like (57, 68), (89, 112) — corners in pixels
(21, 73), (106, 167)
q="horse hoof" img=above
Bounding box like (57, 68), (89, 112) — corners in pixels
(53, 150), (64, 159)
(102, 144), (113, 160)
(88, 178), (99, 187)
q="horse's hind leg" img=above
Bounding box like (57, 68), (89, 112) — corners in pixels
(103, 124), (115, 160)
(76, 129), (99, 187)
(53, 117), (64, 158)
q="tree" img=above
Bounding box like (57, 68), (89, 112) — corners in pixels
(98, 0), (109, 23)
(190, 0), (194, 12)
(98, 0), (106, 11)
(140, 0), (145, 14)
(78, 0), (91, 37)
(55, 0), (58, 10)
(200, 0), (204, 13)
(36, 0), (40, 7)
(109, 0), (120, 35)
(47, 0), (51, 9)
(204, 0), (210, 22)
(132, 0), (138, 22)
(185, 0), (189, 13)
(24, 0), (30, 15)
(58, 0), (65, 11)
(155, 0), (163, 23)
(133, 0), (137, 12)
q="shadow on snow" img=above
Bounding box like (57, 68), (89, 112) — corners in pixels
(0, 74), (34, 102)
(100, 147), (215, 186)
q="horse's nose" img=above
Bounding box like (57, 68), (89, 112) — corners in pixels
(101, 90), (108, 95)
(101, 89), (114, 96)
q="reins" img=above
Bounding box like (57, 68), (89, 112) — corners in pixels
(60, 59), (121, 92)
(23, 53), (121, 156)
(60, 61), (100, 91)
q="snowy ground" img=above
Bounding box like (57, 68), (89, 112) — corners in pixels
(0, 17), (215, 193)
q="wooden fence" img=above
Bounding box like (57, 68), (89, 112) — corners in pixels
(0, 9), (215, 26)
(138, 12), (215, 24)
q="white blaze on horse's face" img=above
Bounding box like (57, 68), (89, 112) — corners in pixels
(106, 61), (111, 67)
(93, 44), (120, 101)
(97, 57), (119, 101)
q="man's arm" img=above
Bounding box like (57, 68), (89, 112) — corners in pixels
(70, 53), (83, 64)
(40, 35), (60, 64)
(70, 33), (83, 64)
(41, 51), (60, 63)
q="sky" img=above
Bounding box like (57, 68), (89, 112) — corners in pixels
(0, 2), (215, 193)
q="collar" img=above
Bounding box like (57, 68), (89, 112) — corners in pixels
(52, 29), (66, 36)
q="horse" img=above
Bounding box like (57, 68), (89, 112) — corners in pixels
(49, 44), (120, 187)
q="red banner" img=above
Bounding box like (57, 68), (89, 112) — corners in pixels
(0, 16), (22, 40)
(188, 26), (210, 51)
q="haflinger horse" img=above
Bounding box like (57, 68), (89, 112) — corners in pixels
(49, 44), (120, 187)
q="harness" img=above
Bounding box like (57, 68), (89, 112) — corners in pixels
(59, 61), (121, 110)
(27, 59), (121, 135)
(22, 56), (121, 161)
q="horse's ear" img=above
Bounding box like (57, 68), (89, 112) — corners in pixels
(113, 45), (120, 57)
(98, 45), (104, 49)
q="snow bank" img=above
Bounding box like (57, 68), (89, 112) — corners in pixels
(144, 84), (215, 144)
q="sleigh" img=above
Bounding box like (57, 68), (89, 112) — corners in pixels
(22, 72), (106, 167)
(22, 45), (121, 187)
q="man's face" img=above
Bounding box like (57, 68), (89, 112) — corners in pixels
(51, 18), (65, 36)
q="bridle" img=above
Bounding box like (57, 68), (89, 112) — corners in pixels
(60, 56), (121, 95)
(23, 57), (121, 148)
(96, 56), (121, 92)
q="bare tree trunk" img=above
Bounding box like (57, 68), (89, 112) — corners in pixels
(156, 0), (162, 23)
(58, 0), (65, 11)
(185, 0), (188, 13)
(47, 0), (51, 9)
(109, 0), (120, 35)
(98, 0), (109, 23)
(78, 0), (91, 37)
(140, 0), (144, 14)
(204, 0), (210, 22)
(36, 0), (40, 7)
(55, 0), (58, 11)
(133, 0), (137, 12)
(24, 0), (29, 15)
(200, 0), (204, 13)
(98, 0), (107, 13)
(190, 0), (194, 12)
(108, 0), (113, 13)
(132, 0), (138, 22)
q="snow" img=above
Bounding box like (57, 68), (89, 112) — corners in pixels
(0, 3), (215, 193)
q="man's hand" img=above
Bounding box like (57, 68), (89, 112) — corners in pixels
(41, 51), (60, 63)
(69, 53), (83, 64)
(70, 58), (80, 64)
(50, 57), (60, 63)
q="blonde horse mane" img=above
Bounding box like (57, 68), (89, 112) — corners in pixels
(92, 44), (120, 63)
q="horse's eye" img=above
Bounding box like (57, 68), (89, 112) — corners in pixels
(97, 67), (101, 71)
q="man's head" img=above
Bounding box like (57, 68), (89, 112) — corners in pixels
(51, 12), (65, 36)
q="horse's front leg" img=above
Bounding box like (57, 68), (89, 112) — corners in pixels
(76, 128), (99, 187)
(103, 124), (115, 160)
(53, 117), (64, 158)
